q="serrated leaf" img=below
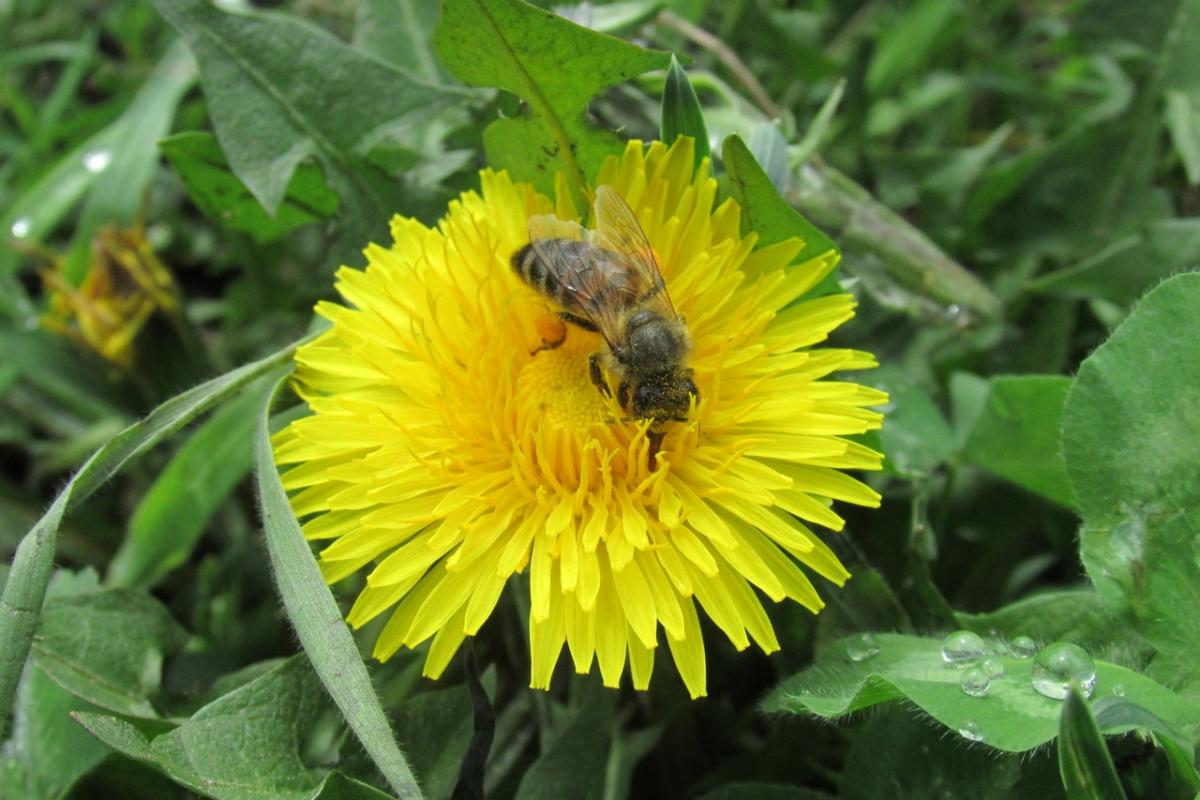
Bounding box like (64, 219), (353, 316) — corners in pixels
(661, 55), (709, 167)
(72, 657), (394, 800)
(1062, 273), (1200, 694)
(154, 0), (460, 258)
(31, 589), (188, 717)
(109, 382), (266, 588)
(762, 633), (1200, 753)
(434, 0), (669, 200)
(254, 377), (421, 799)
(963, 375), (1075, 508)
(0, 338), (303, 739)
(1058, 688), (1127, 800)
(159, 132), (338, 244)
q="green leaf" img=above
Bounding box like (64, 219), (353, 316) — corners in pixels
(64, 40), (197, 283)
(390, 683), (476, 799)
(962, 375), (1075, 508)
(31, 588), (187, 717)
(1165, 90), (1200, 183)
(109, 383), (266, 588)
(660, 55), (709, 167)
(956, 590), (1137, 655)
(762, 633), (1200, 753)
(73, 657), (394, 800)
(1057, 688), (1127, 800)
(434, 0), (669, 200)
(722, 134), (839, 280)
(748, 122), (790, 195)
(353, 0), (446, 81)
(1062, 273), (1200, 694)
(254, 376), (422, 800)
(870, 366), (956, 478)
(159, 132), (338, 244)
(865, 0), (959, 96)
(0, 327), (129, 422)
(2, 666), (112, 800)
(515, 683), (616, 800)
(1092, 697), (1200, 791)
(697, 784), (832, 800)
(555, 1), (665, 34)
(1, 574), (119, 800)
(0, 338), (303, 739)
(1029, 220), (1200, 304)
(840, 709), (1023, 800)
(154, 0), (459, 257)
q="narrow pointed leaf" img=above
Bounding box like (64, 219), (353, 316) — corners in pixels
(254, 376), (422, 800)
(1058, 688), (1127, 800)
(0, 339), (304, 738)
(661, 54), (709, 167)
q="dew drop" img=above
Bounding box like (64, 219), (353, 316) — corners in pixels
(941, 630), (986, 665)
(1010, 635), (1037, 659)
(83, 149), (112, 174)
(1031, 642), (1096, 700)
(10, 216), (31, 239)
(1112, 684), (1126, 698)
(847, 633), (880, 662)
(961, 667), (990, 697)
(981, 657), (1005, 679)
(957, 721), (984, 742)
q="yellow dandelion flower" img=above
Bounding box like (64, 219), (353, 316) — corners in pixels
(41, 226), (180, 367)
(273, 138), (886, 699)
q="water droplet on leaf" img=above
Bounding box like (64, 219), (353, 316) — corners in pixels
(941, 630), (986, 665)
(1112, 684), (1126, 698)
(847, 633), (880, 662)
(11, 217), (31, 238)
(961, 667), (990, 697)
(83, 149), (112, 173)
(1010, 635), (1037, 659)
(957, 721), (984, 742)
(981, 657), (1005, 679)
(1031, 642), (1096, 700)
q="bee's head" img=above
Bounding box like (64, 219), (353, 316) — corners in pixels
(631, 371), (699, 424)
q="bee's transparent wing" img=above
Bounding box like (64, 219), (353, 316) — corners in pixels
(526, 213), (629, 350)
(591, 185), (677, 319)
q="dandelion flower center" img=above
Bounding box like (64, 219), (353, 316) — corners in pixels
(516, 331), (610, 431)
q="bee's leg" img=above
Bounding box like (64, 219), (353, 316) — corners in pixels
(616, 381), (630, 411)
(559, 311), (600, 333)
(588, 352), (612, 398)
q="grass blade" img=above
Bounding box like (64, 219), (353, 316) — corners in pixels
(0, 338), (305, 738)
(1058, 688), (1127, 800)
(254, 375), (423, 800)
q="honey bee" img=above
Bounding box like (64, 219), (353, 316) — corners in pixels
(512, 186), (699, 438)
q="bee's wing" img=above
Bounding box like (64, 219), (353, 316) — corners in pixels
(526, 213), (632, 351)
(592, 185), (677, 320)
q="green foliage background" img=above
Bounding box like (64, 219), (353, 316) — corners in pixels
(2, 0), (1199, 798)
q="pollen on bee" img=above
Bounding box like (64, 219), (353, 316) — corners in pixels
(533, 312), (567, 349)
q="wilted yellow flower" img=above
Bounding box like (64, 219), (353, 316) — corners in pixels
(273, 138), (885, 698)
(41, 226), (179, 366)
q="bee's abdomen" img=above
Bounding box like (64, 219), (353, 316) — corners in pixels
(512, 242), (566, 305)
